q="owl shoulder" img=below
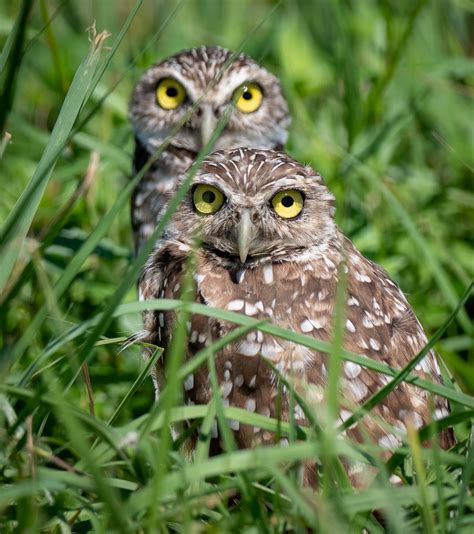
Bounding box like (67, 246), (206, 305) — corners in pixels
(139, 240), (191, 300)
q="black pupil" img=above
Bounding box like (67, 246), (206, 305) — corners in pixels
(281, 195), (294, 208)
(202, 190), (216, 203)
(166, 86), (178, 97)
(242, 91), (252, 100)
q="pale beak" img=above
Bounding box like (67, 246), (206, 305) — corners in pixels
(200, 105), (218, 147)
(237, 211), (255, 263)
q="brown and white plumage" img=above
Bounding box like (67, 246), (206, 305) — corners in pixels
(129, 46), (290, 252)
(139, 148), (453, 482)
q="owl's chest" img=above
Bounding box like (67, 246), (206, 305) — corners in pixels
(187, 260), (336, 378)
(169, 259), (336, 445)
(197, 259), (336, 327)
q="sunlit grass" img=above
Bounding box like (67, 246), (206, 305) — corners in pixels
(0, 0), (472, 531)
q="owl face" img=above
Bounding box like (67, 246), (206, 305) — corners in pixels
(129, 47), (290, 155)
(165, 148), (337, 265)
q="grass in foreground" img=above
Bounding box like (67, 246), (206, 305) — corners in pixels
(0, 0), (473, 531)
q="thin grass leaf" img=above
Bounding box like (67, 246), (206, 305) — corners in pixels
(145, 257), (195, 530)
(33, 368), (131, 532)
(271, 467), (319, 527)
(407, 420), (436, 533)
(364, 0), (428, 122)
(0, 384), (130, 464)
(106, 347), (162, 426)
(39, 0), (66, 94)
(127, 441), (326, 511)
(192, 398), (218, 477)
(452, 432), (474, 533)
(0, 0), (33, 129)
(340, 486), (461, 516)
(0, 28), (110, 292)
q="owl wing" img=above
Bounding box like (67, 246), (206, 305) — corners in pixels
(340, 239), (454, 449)
(139, 241), (185, 348)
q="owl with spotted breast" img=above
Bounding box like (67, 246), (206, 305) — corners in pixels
(139, 148), (453, 485)
(129, 46), (290, 252)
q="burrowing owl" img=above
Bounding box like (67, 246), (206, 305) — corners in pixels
(129, 46), (290, 252)
(139, 148), (453, 483)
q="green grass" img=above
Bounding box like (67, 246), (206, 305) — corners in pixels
(0, 0), (473, 531)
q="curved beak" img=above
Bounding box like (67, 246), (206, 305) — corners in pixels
(200, 105), (218, 147)
(237, 211), (256, 263)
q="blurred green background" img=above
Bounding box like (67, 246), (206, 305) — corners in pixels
(0, 0), (473, 529)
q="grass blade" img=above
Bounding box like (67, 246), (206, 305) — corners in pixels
(0, 29), (109, 292)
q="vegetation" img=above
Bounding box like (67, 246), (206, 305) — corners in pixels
(0, 0), (472, 531)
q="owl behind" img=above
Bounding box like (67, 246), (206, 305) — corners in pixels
(129, 46), (290, 252)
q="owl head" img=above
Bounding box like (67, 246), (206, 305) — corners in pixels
(165, 148), (338, 266)
(129, 46), (290, 155)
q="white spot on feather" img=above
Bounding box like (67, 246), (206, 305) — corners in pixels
(245, 399), (256, 412)
(237, 341), (260, 357)
(362, 314), (374, 328)
(369, 338), (381, 351)
(355, 272), (372, 283)
(262, 264), (273, 284)
(221, 381), (232, 398)
(234, 374), (244, 387)
(346, 379), (368, 401)
(344, 361), (362, 378)
(399, 410), (424, 429)
(415, 358), (432, 374)
(229, 420), (240, 431)
(245, 302), (258, 316)
(434, 407), (449, 421)
(235, 269), (246, 284)
(184, 374), (194, 391)
(346, 319), (356, 333)
(379, 434), (400, 449)
(348, 462), (365, 476)
(227, 299), (244, 311)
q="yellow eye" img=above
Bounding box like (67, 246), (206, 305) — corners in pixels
(271, 190), (304, 219)
(193, 184), (225, 215)
(156, 78), (186, 110)
(234, 82), (263, 113)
